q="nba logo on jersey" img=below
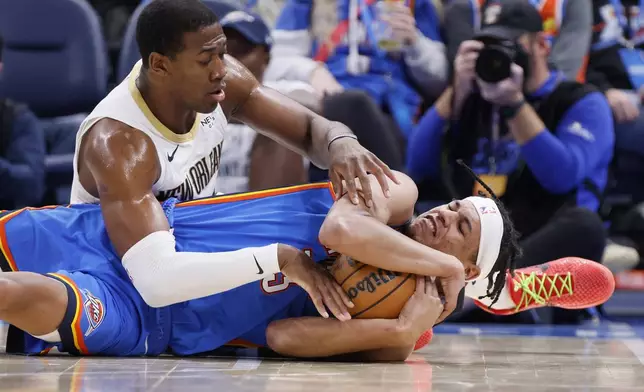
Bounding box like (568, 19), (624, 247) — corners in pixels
(200, 114), (218, 128)
(83, 289), (105, 337)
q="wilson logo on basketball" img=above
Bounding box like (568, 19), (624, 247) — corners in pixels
(83, 289), (105, 337)
(345, 269), (402, 299)
(331, 255), (416, 319)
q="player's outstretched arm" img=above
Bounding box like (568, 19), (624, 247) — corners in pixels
(319, 171), (463, 279)
(266, 276), (442, 361)
(220, 55), (397, 207)
(79, 121), (290, 308)
(267, 317), (414, 361)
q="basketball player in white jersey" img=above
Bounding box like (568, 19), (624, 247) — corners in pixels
(67, 0), (405, 316)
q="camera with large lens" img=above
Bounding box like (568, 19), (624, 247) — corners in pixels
(475, 36), (520, 83)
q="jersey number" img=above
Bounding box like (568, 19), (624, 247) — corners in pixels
(260, 249), (312, 294)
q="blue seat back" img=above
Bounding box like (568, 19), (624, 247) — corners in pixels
(0, 0), (108, 118)
(117, 3), (146, 82)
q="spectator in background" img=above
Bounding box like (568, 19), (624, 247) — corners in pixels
(585, 0), (644, 271)
(222, 0), (286, 27)
(407, 1), (612, 323)
(214, 3), (310, 194)
(587, 0), (644, 124)
(586, 0), (644, 168)
(443, 0), (592, 82)
(0, 34), (46, 210)
(269, 0), (448, 178)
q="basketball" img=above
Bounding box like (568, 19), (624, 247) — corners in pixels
(330, 255), (416, 319)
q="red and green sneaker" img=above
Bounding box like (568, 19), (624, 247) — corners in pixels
(475, 257), (615, 316)
(414, 329), (434, 351)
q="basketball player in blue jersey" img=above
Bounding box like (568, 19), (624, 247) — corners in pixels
(0, 170), (614, 361)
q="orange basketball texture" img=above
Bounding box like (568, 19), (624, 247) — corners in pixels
(330, 255), (416, 319)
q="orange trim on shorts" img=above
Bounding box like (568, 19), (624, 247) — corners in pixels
(225, 339), (263, 348)
(0, 205), (69, 272)
(177, 182), (337, 208)
(48, 273), (89, 355)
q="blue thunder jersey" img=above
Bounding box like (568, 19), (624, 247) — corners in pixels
(0, 182), (336, 356)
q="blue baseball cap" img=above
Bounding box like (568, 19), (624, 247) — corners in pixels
(211, 1), (272, 48)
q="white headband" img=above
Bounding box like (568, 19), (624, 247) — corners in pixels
(464, 196), (504, 282)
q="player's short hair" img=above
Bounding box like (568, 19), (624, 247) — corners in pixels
(459, 161), (522, 307)
(136, 0), (219, 68)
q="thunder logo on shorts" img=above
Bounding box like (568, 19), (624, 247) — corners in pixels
(83, 289), (105, 337)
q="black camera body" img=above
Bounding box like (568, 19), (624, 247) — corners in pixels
(474, 36), (525, 83)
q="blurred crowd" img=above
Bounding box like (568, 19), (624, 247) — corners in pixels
(1, 0), (644, 324)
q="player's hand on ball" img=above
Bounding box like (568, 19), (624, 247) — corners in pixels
(435, 265), (466, 324)
(278, 245), (354, 321)
(328, 136), (399, 207)
(397, 276), (444, 342)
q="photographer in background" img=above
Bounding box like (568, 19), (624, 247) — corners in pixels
(407, 1), (613, 323)
(0, 33), (46, 210)
(443, 0), (592, 83)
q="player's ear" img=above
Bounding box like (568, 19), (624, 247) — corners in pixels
(148, 52), (171, 76)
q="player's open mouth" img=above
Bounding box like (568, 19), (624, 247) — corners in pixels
(209, 89), (226, 101)
(425, 215), (437, 238)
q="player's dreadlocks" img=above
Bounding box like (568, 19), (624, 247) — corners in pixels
(456, 160), (523, 308)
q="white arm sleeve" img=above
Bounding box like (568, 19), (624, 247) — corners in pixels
(122, 231), (280, 308)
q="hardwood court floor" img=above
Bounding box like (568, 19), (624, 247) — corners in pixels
(0, 323), (643, 391)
